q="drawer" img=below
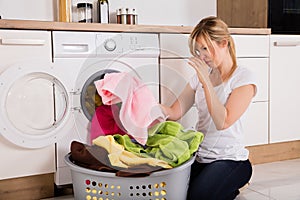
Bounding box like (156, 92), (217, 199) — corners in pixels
(160, 33), (190, 58)
(232, 35), (270, 58)
(237, 58), (269, 102)
(0, 30), (52, 65)
(244, 102), (268, 146)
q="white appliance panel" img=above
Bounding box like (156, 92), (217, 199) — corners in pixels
(0, 30), (55, 180)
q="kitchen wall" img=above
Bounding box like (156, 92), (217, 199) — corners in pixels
(0, 0), (56, 21)
(0, 0), (216, 26)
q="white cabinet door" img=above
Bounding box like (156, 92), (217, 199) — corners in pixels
(270, 35), (300, 143)
(160, 59), (195, 105)
(237, 58), (269, 102)
(244, 102), (269, 146)
(0, 30), (55, 180)
(237, 58), (269, 146)
(160, 59), (197, 128)
(234, 35), (269, 146)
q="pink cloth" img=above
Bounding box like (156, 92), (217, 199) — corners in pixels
(90, 104), (127, 143)
(94, 72), (166, 145)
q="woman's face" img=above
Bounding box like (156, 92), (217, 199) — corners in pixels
(194, 36), (227, 69)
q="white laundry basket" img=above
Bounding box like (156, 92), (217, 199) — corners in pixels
(65, 154), (195, 200)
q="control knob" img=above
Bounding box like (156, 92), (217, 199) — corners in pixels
(104, 39), (117, 51)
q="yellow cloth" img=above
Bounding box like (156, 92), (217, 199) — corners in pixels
(92, 136), (172, 169)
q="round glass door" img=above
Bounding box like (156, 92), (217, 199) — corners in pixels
(73, 59), (140, 142)
(0, 63), (69, 148)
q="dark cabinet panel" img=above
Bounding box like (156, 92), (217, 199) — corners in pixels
(217, 0), (268, 28)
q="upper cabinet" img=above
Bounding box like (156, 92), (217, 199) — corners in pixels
(217, 0), (268, 28)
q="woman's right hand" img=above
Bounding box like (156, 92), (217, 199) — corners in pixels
(188, 56), (211, 86)
(159, 104), (169, 118)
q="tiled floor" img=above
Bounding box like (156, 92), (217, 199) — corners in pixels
(236, 158), (300, 200)
(43, 158), (300, 200)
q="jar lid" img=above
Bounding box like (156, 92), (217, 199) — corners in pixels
(77, 3), (93, 9)
(126, 8), (134, 15)
(120, 8), (127, 15)
(116, 8), (121, 15)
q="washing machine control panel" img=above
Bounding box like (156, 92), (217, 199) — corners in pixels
(96, 33), (159, 56)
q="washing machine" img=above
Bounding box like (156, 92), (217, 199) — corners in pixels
(0, 31), (160, 186)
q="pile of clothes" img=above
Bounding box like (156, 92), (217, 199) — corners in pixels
(69, 72), (204, 177)
(70, 121), (204, 177)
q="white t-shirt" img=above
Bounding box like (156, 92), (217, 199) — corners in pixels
(189, 66), (257, 163)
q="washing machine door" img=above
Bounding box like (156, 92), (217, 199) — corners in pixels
(72, 59), (141, 141)
(0, 62), (71, 148)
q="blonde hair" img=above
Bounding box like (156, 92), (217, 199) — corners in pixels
(189, 16), (237, 81)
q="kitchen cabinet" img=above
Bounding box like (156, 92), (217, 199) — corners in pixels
(159, 33), (197, 129)
(0, 30), (55, 180)
(160, 33), (269, 146)
(217, 0), (268, 28)
(269, 35), (300, 143)
(160, 58), (198, 128)
(233, 35), (269, 146)
(236, 58), (269, 146)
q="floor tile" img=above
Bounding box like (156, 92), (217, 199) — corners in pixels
(237, 158), (300, 200)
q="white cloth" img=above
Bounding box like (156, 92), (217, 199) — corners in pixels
(189, 66), (257, 163)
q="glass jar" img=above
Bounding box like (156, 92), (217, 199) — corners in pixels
(132, 8), (138, 25)
(116, 8), (122, 24)
(77, 3), (93, 23)
(117, 8), (137, 25)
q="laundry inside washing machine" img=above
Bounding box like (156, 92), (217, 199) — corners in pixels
(80, 69), (120, 121)
(80, 69), (127, 142)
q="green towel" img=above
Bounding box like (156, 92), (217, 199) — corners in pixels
(145, 133), (191, 166)
(148, 120), (183, 137)
(113, 121), (204, 167)
(177, 129), (205, 155)
(113, 134), (146, 154)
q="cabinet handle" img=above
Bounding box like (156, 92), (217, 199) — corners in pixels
(0, 38), (45, 45)
(62, 44), (89, 52)
(274, 41), (300, 47)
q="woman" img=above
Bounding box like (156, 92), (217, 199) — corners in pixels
(160, 16), (256, 200)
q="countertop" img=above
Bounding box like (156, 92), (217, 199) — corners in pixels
(0, 19), (271, 35)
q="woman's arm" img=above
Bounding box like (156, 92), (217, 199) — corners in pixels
(160, 83), (195, 121)
(203, 81), (255, 130)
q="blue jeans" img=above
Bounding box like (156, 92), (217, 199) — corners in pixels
(187, 159), (252, 200)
